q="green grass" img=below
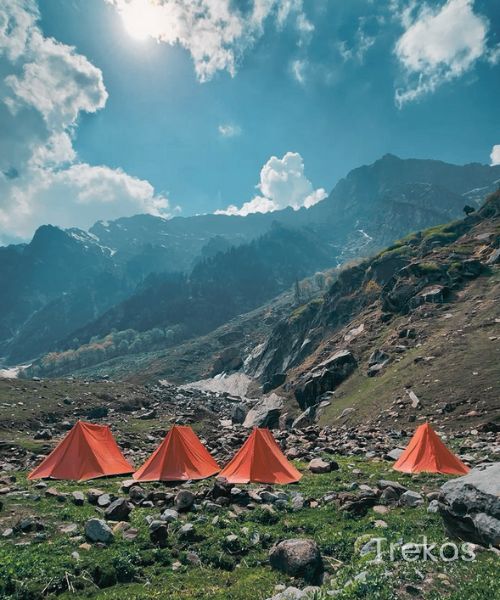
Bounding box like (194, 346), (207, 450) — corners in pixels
(1, 457), (498, 599)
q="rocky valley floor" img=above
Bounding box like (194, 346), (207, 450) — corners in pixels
(0, 377), (499, 600)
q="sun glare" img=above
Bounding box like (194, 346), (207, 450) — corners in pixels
(119, 0), (161, 41)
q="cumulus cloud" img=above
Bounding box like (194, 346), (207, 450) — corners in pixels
(491, 145), (500, 166)
(215, 152), (327, 216)
(0, 0), (170, 243)
(218, 123), (241, 138)
(394, 0), (495, 107)
(108, 0), (313, 82)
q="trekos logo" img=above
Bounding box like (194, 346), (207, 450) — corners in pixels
(361, 536), (477, 562)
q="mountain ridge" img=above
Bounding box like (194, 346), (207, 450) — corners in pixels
(3, 154), (500, 367)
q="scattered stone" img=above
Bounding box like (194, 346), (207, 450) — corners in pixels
(400, 490), (424, 507)
(72, 491), (85, 506)
(87, 489), (105, 505)
(175, 490), (195, 512)
(178, 523), (196, 541)
(97, 493), (112, 508)
(34, 429), (52, 440)
(161, 508), (179, 523)
(384, 448), (404, 461)
(231, 403), (247, 424)
(105, 498), (133, 521)
(85, 518), (114, 544)
(16, 516), (45, 533)
(308, 458), (334, 474)
(149, 520), (168, 547)
(269, 539), (323, 584)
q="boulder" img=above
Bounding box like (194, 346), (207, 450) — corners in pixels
(368, 349), (389, 366)
(243, 394), (283, 429)
(85, 518), (114, 544)
(269, 539), (323, 583)
(72, 491), (85, 506)
(105, 498), (133, 521)
(399, 490), (424, 507)
(438, 463), (500, 548)
(308, 458), (335, 474)
(231, 403), (248, 425)
(292, 407), (316, 430)
(174, 490), (195, 512)
(161, 508), (179, 523)
(294, 351), (357, 409)
(211, 347), (243, 376)
(149, 520), (168, 548)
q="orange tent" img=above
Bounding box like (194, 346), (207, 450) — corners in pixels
(393, 422), (469, 475)
(28, 421), (133, 481)
(133, 425), (220, 482)
(219, 428), (302, 484)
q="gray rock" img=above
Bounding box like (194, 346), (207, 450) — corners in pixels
(149, 520), (168, 547)
(175, 490), (195, 512)
(438, 463), (500, 547)
(308, 458), (332, 474)
(269, 538), (323, 583)
(161, 508), (179, 522)
(427, 499), (439, 513)
(85, 518), (114, 544)
(105, 498), (133, 521)
(243, 394), (283, 429)
(129, 485), (146, 504)
(385, 448), (405, 461)
(260, 490), (280, 504)
(178, 523), (196, 541)
(294, 351), (357, 409)
(87, 489), (105, 505)
(399, 490), (424, 507)
(290, 493), (305, 511)
(71, 491), (85, 506)
(368, 349), (389, 366)
(97, 493), (111, 508)
(292, 407), (316, 430)
(231, 403), (248, 424)
(267, 586), (320, 600)
(377, 480), (407, 494)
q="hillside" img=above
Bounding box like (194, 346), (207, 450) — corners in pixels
(246, 191), (500, 427)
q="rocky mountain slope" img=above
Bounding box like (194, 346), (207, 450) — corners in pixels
(2, 155), (500, 368)
(245, 191), (500, 428)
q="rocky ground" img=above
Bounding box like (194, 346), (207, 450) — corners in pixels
(0, 376), (499, 599)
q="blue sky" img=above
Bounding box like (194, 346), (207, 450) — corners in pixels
(0, 0), (499, 242)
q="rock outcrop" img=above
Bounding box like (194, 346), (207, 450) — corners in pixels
(294, 351), (357, 409)
(438, 463), (500, 548)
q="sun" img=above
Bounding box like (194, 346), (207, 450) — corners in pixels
(119, 0), (161, 41)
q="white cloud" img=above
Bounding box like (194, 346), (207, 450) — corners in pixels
(394, 0), (494, 107)
(218, 123), (241, 138)
(0, 0), (170, 243)
(291, 59), (307, 85)
(491, 145), (500, 166)
(216, 151), (327, 216)
(337, 21), (376, 64)
(108, 0), (313, 82)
